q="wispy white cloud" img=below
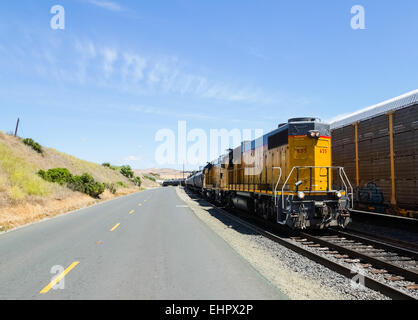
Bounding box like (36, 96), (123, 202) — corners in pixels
(122, 53), (147, 82)
(72, 43), (276, 104)
(130, 104), (218, 121)
(74, 39), (97, 83)
(88, 0), (122, 12)
(102, 48), (118, 78)
(11, 37), (297, 106)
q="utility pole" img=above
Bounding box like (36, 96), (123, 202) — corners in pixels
(14, 118), (20, 137)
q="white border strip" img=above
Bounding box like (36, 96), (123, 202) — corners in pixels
(331, 89), (418, 129)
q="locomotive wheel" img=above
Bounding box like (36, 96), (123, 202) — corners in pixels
(262, 203), (269, 220)
(260, 201), (271, 220)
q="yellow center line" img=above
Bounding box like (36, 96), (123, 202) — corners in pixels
(40, 261), (79, 294)
(129, 210), (135, 215)
(110, 223), (120, 232)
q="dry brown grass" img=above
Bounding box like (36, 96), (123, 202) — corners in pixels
(0, 131), (141, 231)
(0, 187), (139, 231)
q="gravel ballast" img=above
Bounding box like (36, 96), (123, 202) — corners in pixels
(176, 187), (389, 300)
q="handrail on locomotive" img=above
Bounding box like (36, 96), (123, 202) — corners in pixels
(274, 166), (354, 210)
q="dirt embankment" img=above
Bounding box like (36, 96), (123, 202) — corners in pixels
(0, 131), (143, 231)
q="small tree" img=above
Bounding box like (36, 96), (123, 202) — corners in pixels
(133, 176), (142, 187)
(120, 165), (134, 179)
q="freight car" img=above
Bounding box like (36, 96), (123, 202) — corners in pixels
(187, 118), (353, 230)
(185, 171), (204, 193)
(162, 179), (185, 187)
(331, 90), (418, 218)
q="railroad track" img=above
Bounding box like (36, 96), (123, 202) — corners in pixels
(293, 230), (418, 295)
(185, 190), (418, 300)
(342, 227), (418, 253)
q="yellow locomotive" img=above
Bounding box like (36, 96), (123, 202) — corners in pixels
(188, 118), (353, 229)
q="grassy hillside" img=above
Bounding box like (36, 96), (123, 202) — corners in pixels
(0, 131), (145, 230)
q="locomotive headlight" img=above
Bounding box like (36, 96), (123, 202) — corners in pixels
(308, 130), (320, 139)
(297, 191), (305, 199)
(336, 191), (342, 198)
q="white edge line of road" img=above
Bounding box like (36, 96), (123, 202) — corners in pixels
(0, 187), (163, 237)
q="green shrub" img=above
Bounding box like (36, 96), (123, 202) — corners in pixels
(133, 176), (142, 187)
(37, 168), (105, 198)
(38, 168), (72, 185)
(23, 138), (43, 154)
(144, 175), (156, 182)
(67, 175), (86, 193)
(67, 173), (104, 198)
(120, 165), (134, 179)
(102, 163), (111, 168)
(85, 181), (105, 198)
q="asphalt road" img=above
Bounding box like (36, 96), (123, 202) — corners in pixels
(0, 187), (288, 300)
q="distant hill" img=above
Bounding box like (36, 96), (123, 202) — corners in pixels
(0, 131), (152, 231)
(134, 168), (192, 180)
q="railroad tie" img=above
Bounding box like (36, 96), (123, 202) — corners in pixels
(324, 251), (339, 255)
(332, 254), (349, 259)
(406, 285), (418, 290)
(302, 242), (315, 245)
(307, 244), (322, 248)
(386, 276), (404, 282)
(344, 259), (361, 263)
(370, 269), (388, 274)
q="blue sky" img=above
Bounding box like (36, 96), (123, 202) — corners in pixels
(0, 0), (417, 170)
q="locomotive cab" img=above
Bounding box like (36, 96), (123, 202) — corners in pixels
(275, 118), (353, 229)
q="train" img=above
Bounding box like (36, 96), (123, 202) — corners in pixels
(162, 179), (185, 187)
(331, 89), (418, 218)
(186, 117), (353, 230)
